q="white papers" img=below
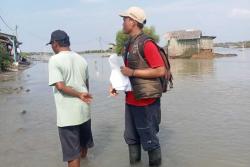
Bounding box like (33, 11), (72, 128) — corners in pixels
(109, 54), (131, 91)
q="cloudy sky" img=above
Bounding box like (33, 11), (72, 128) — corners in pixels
(0, 0), (249, 51)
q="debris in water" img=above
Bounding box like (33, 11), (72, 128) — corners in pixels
(21, 110), (27, 114)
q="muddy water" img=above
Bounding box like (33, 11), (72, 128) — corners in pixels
(0, 48), (250, 167)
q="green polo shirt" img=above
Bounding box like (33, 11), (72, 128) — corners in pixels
(48, 51), (90, 127)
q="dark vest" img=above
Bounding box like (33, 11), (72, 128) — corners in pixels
(123, 33), (163, 100)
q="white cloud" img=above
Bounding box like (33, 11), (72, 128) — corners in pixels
(229, 8), (250, 19)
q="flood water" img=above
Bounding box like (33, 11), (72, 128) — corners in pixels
(0, 48), (250, 167)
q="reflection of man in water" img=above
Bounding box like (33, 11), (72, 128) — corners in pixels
(110, 7), (166, 166)
(47, 30), (94, 167)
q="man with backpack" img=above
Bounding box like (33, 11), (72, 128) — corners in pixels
(110, 6), (172, 167)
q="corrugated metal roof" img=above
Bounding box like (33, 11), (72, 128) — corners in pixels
(165, 30), (202, 40)
(0, 32), (22, 45)
(0, 32), (16, 38)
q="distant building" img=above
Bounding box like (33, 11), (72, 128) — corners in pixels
(165, 29), (216, 58)
(0, 32), (22, 62)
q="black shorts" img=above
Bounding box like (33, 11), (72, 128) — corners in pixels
(58, 120), (94, 162)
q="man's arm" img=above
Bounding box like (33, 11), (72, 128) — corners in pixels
(120, 66), (166, 78)
(55, 82), (92, 104)
(121, 40), (166, 78)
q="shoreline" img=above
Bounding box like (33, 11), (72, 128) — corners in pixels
(0, 48), (241, 81)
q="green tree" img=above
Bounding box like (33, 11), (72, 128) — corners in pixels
(0, 43), (12, 71)
(143, 26), (159, 43)
(115, 30), (129, 55)
(115, 26), (159, 55)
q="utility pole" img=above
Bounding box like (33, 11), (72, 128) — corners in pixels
(13, 25), (18, 63)
(15, 25), (18, 39)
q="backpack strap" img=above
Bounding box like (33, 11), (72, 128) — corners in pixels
(136, 34), (173, 89)
(137, 34), (171, 70)
(137, 34), (153, 62)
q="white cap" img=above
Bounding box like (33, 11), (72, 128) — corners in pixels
(119, 6), (146, 24)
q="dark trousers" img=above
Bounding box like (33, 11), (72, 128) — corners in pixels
(124, 99), (161, 151)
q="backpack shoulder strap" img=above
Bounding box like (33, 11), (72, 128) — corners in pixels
(137, 34), (170, 68)
(138, 36), (171, 70)
(137, 34), (153, 60)
(137, 34), (173, 88)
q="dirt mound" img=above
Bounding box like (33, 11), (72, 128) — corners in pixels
(192, 50), (214, 59)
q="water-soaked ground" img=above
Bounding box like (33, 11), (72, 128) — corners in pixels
(0, 48), (250, 167)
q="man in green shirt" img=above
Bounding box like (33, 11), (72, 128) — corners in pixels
(48, 30), (94, 167)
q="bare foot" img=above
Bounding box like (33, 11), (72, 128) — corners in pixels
(81, 148), (88, 158)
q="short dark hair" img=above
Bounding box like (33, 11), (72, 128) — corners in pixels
(137, 22), (144, 29)
(55, 39), (70, 47)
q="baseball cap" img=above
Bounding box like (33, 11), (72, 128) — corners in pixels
(46, 30), (70, 45)
(119, 6), (146, 24)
